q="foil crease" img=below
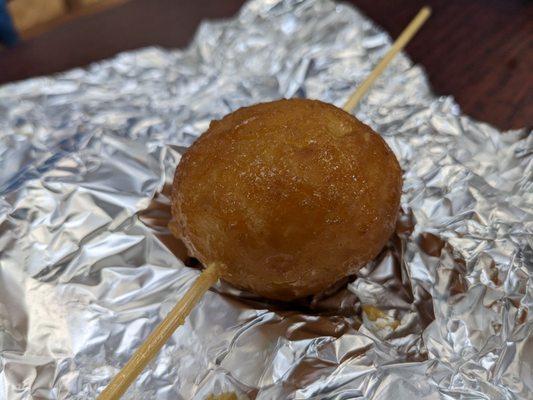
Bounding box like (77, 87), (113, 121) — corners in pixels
(0, 0), (531, 399)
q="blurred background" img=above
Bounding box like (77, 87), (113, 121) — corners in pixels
(0, 0), (531, 130)
(1, 0), (127, 46)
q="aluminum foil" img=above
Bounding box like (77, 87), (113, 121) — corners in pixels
(0, 0), (531, 398)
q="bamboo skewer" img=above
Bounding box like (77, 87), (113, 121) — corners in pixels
(343, 6), (431, 112)
(98, 264), (220, 400)
(98, 7), (431, 400)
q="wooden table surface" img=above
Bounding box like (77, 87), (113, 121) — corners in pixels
(0, 0), (531, 130)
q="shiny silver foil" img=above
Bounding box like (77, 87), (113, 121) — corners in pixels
(0, 0), (531, 398)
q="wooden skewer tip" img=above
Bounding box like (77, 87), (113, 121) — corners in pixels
(342, 6), (431, 112)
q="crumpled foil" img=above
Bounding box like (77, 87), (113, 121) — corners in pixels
(0, 0), (531, 398)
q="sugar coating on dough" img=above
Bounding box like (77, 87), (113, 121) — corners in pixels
(172, 99), (402, 300)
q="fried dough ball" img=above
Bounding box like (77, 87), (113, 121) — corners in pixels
(171, 99), (402, 300)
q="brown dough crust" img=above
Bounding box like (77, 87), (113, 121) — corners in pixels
(171, 99), (402, 300)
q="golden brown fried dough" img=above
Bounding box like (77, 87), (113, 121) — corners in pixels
(171, 99), (402, 300)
